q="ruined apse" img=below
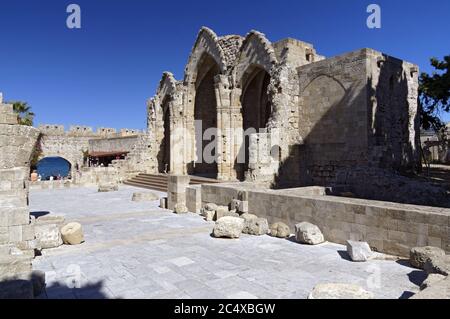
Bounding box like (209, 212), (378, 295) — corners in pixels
(146, 27), (420, 187)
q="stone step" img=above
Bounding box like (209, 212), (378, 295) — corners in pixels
(123, 180), (166, 192)
(124, 173), (222, 192)
(127, 179), (167, 189)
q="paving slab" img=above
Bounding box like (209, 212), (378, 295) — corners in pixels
(30, 185), (423, 299)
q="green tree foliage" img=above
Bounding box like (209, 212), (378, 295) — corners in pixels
(30, 134), (43, 170)
(419, 55), (450, 131)
(9, 101), (35, 126)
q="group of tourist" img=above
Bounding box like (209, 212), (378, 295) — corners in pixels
(30, 170), (67, 182)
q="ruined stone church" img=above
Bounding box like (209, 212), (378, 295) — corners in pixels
(147, 27), (420, 188)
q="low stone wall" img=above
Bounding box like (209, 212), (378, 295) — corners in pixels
(201, 183), (450, 257)
(72, 167), (119, 187)
(29, 180), (73, 190)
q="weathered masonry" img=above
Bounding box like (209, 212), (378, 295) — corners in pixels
(34, 125), (155, 182)
(147, 27), (420, 189)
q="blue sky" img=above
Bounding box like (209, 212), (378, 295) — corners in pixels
(0, 0), (449, 129)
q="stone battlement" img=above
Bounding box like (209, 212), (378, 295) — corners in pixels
(37, 124), (144, 138)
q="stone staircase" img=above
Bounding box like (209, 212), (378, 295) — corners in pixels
(124, 173), (222, 192)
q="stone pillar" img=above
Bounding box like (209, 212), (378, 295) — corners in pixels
(167, 175), (190, 210)
(215, 75), (233, 181)
(245, 132), (280, 185)
(228, 86), (244, 181)
(170, 114), (185, 175)
(0, 95), (40, 298)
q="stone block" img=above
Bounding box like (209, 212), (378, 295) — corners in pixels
(202, 210), (215, 222)
(269, 222), (291, 238)
(21, 223), (35, 241)
(212, 216), (244, 239)
(230, 199), (241, 211)
(132, 192), (160, 202)
(410, 246), (445, 269)
(411, 276), (449, 299)
(424, 255), (450, 276)
(295, 222), (324, 245)
(204, 203), (218, 211)
(98, 183), (118, 192)
(0, 254), (32, 281)
(35, 224), (62, 249)
(240, 213), (258, 222)
(420, 274), (447, 291)
(160, 197), (167, 209)
(8, 225), (23, 243)
(186, 185), (202, 214)
(238, 201), (248, 213)
(36, 215), (65, 226)
(0, 226), (8, 244)
(214, 206), (229, 221)
(167, 175), (190, 193)
(308, 283), (374, 299)
(242, 218), (269, 236)
(168, 191), (186, 210)
(346, 240), (373, 262)
(174, 203), (188, 214)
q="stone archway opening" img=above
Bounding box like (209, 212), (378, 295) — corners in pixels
(36, 156), (72, 181)
(193, 53), (220, 178)
(239, 66), (272, 180)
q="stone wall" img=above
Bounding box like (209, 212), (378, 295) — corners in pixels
(0, 96), (40, 298)
(72, 167), (119, 187)
(36, 124), (146, 179)
(200, 183), (450, 257)
(88, 135), (140, 153)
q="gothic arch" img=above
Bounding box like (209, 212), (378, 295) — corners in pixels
(184, 27), (227, 86)
(234, 30), (278, 88)
(154, 72), (178, 119)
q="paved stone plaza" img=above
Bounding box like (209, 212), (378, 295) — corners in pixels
(28, 186), (426, 299)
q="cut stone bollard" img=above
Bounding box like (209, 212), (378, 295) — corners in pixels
(295, 222), (324, 245)
(410, 246), (445, 269)
(132, 192), (160, 202)
(212, 216), (244, 239)
(242, 218), (269, 236)
(308, 283), (374, 299)
(269, 222), (291, 238)
(61, 222), (84, 245)
(160, 197), (167, 209)
(174, 203), (188, 214)
(346, 240), (373, 262)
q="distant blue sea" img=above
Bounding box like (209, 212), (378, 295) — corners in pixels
(37, 157), (71, 180)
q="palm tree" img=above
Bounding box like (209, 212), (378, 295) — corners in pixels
(10, 101), (35, 126)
